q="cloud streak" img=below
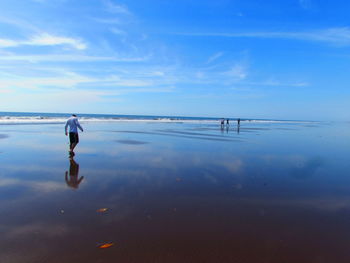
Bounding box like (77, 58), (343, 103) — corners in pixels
(222, 64), (248, 80)
(206, 52), (223, 64)
(178, 27), (350, 46)
(103, 0), (131, 15)
(0, 68), (176, 95)
(0, 33), (86, 50)
(233, 79), (309, 88)
(0, 54), (149, 63)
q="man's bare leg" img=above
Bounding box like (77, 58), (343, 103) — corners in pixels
(70, 143), (77, 153)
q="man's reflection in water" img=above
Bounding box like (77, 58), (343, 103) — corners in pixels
(65, 157), (84, 189)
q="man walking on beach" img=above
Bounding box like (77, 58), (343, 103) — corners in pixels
(65, 114), (83, 156)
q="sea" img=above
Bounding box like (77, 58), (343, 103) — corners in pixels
(0, 111), (309, 125)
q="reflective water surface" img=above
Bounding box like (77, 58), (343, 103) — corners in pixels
(0, 121), (350, 263)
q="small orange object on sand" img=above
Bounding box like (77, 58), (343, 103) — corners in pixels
(99, 243), (114, 248)
(97, 208), (108, 213)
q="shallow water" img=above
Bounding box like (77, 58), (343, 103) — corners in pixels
(0, 121), (350, 263)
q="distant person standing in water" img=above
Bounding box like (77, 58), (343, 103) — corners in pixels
(226, 119), (229, 125)
(65, 114), (83, 156)
(220, 119), (225, 127)
(237, 118), (241, 126)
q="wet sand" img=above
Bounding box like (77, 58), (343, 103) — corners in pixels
(0, 121), (350, 263)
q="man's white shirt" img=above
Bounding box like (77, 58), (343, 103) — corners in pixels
(65, 117), (83, 133)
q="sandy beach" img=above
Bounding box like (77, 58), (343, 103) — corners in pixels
(0, 120), (350, 263)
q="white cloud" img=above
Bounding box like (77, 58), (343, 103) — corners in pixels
(93, 17), (122, 24)
(0, 33), (87, 50)
(1, 84), (175, 112)
(0, 89), (109, 111)
(206, 52), (224, 64)
(0, 39), (18, 48)
(88, 75), (154, 87)
(110, 28), (126, 35)
(112, 79), (153, 87)
(178, 27), (350, 46)
(122, 86), (176, 93)
(0, 16), (41, 33)
(238, 79), (309, 88)
(27, 33), (86, 50)
(0, 68), (176, 97)
(103, 0), (131, 15)
(0, 54), (149, 62)
(0, 73), (94, 90)
(300, 28), (350, 45)
(223, 64), (248, 80)
(148, 71), (164, 76)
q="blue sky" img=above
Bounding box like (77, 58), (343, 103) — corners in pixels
(0, 0), (349, 120)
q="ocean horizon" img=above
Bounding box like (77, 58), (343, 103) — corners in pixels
(0, 111), (316, 125)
